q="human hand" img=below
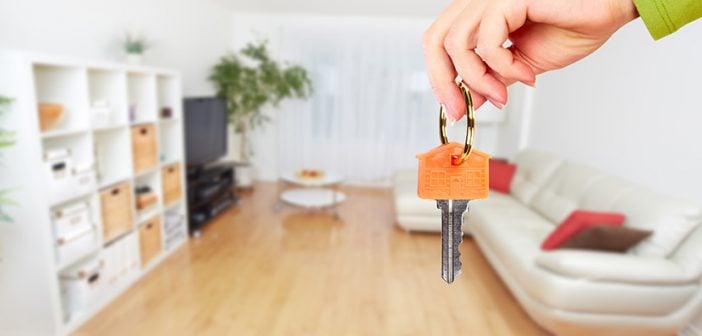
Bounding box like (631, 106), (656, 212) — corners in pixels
(423, 0), (639, 121)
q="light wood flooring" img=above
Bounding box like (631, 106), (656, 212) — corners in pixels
(76, 183), (549, 336)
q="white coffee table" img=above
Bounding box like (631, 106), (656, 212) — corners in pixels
(276, 171), (345, 218)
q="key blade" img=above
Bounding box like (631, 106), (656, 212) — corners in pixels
(451, 200), (469, 279)
(437, 200), (470, 284)
(436, 200), (452, 283)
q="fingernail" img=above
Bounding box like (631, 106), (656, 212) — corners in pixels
(522, 79), (536, 87)
(447, 113), (457, 124)
(488, 98), (505, 109)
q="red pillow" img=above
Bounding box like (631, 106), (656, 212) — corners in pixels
(541, 210), (626, 250)
(489, 160), (517, 193)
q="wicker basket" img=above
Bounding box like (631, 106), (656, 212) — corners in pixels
(38, 103), (65, 131)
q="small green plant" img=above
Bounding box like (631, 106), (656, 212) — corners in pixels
(209, 40), (313, 162)
(0, 96), (15, 222)
(123, 33), (149, 54)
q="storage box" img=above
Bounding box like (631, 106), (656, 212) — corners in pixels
(164, 212), (186, 250)
(161, 162), (182, 206)
(139, 216), (163, 267)
(53, 202), (98, 265)
(59, 258), (104, 321)
(136, 191), (158, 210)
(100, 181), (134, 243)
(44, 149), (97, 205)
(131, 124), (157, 173)
(102, 232), (139, 292)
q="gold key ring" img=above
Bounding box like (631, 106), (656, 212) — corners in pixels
(439, 81), (475, 165)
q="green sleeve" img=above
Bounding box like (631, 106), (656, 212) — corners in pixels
(633, 0), (702, 39)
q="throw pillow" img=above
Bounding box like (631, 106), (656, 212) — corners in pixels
(560, 225), (653, 252)
(541, 210), (627, 250)
(489, 160), (517, 193)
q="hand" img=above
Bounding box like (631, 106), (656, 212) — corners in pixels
(423, 0), (639, 121)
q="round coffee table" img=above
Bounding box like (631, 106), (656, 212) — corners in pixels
(276, 171), (345, 218)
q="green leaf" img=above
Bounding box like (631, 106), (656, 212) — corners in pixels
(208, 40), (313, 132)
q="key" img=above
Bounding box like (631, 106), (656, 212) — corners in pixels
(416, 80), (490, 283)
(417, 142), (490, 283)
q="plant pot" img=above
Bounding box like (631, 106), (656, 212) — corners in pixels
(234, 163), (254, 189)
(126, 53), (143, 65)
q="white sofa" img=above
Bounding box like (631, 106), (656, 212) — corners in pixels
(393, 149), (702, 336)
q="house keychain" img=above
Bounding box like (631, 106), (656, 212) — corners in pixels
(416, 81), (490, 284)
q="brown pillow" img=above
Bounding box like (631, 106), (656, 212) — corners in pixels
(560, 224), (653, 252)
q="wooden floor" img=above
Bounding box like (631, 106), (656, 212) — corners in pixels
(76, 182), (549, 336)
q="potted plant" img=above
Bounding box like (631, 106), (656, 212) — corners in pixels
(123, 33), (149, 65)
(0, 96), (15, 222)
(209, 40), (312, 188)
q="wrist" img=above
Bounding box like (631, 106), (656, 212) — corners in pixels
(616, 0), (640, 25)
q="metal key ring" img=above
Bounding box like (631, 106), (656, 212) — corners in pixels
(439, 81), (475, 165)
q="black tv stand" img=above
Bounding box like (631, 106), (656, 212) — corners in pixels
(186, 161), (237, 236)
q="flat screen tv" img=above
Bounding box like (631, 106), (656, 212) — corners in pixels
(184, 97), (228, 167)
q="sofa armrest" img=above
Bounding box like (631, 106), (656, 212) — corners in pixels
(535, 250), (698, 285)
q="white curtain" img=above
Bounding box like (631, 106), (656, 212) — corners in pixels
(273, 18), (441, 184)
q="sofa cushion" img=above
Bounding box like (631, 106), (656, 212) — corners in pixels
(610, 189), (702, 257)
(530, 163), (603, 223)
(510, 150), (563, 205)
(536, 250), (696, 285)
(541, 210), (626, 250)
(489, 160), (517, 193)
(559, 225), (652, 252)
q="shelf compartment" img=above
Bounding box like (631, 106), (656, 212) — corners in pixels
(135, 170), (163, 222)
(88, 69), (128, 128)
(164, 204), (187, 251)
(33, 64), (90, 134)
(59, 257), (104, 323)
(51, 195), (101, 270)
(131, 124), (158, 174)
(99, 181), (135, 244)
(102, 231), (139, 297)
(127, 73), (156, 124)
(158, 120), (183, 165)
(138, 215), (163, 267)
(157, 75), (180, 121)
(42, 133), (96, 206)
(161, 162), (182, 207)
(94, 127), (133, 188)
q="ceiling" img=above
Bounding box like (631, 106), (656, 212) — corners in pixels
(217, 0), (449, 17)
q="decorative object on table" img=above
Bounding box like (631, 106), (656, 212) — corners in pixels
(91, 100), (111, 127)
(295, 168), (326, 181)
(123, 32), (149, 65)
(209, 40), (313, 189)
(38, 103), (65, 131)
(0, 95), (15, 222)
(160, 106), (173, 119)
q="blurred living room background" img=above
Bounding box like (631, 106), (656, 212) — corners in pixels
(1, 0), (701, 335)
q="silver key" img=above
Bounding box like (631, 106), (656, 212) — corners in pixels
(436, 199), (469, 284)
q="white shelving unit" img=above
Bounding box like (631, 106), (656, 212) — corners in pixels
(0, 51), (189, 335)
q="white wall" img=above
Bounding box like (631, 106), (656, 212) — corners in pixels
(528, 19), (702, 205)
(0, 0), (232, 96)
(228, 12), (529, 182)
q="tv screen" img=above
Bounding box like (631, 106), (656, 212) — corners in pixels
(184, 97), (228, 167)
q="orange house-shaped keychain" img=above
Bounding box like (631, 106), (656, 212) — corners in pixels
(416, 142), (490, 200)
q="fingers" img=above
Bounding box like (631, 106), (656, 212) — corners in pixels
(445, 6), (508, 109)
(423, 0), (473, 121)
(477, 10), (535, 86)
